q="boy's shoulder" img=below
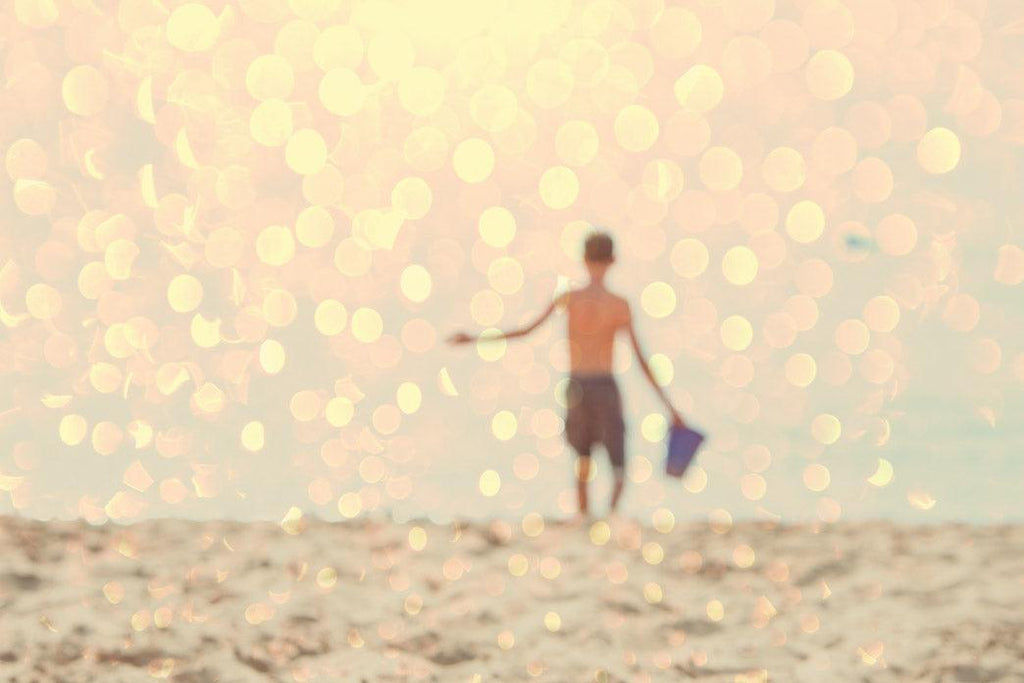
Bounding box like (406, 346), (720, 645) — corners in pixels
(599, 288), (630, 308)
(560, 287), (630, 309)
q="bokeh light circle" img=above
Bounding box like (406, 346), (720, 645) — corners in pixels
(470, 84), (519, 133)
(246, 54), (295, 100)
(62, 66), (109, 117)
(555, 120), (600, 167)
(314, 299), (348, 336)
(313, 25), (363, 71)
(670, 239), (709, 278)
(526, 58), (574, 110)
(762, 147), (806, 193)
(723, 0), (775, 32)
(785, 353), (817, 388)
(917, 127), (962, 174)
(864, 296), (900, 333)
(167, 274), (204, 314)
(15, 0), (60, 28)
(786, 200), (825, 243)
(400, 265), (433, 303)
(811, 414), (842, 444)
(699, 146), (743, 191)
(641, 282), (677, 318)
(487, 257), (524, 295)
(942, 293), (980, 333)
(853, 157), (894, 203)
(876, 214), (918, 256)
(60, 414), (88, 446)
(805, 49), (854, 100)
(453, 138), (495, 183)
(285, 128), (328, 175)
(812, 126), (859, 175)
(479, 207), (516, 248)
(250, 99), (294, 147)
(539, 166), (580, 209)
(722, 246), (759, 285)
(166, 3), (221, 52)
(398, 66), (446, 117)
(651, 8), (702, 59)
(835, 319), (870, 355)
(351, 307), (384, 343)
(296, 206), (336, 248)
(721, 315), (753, 351)
(6, 138), (48, 179)
(615, 105), (660, 152)
(367, 29), (415, 81)
(319, 68), (366, 116)
(673, 65), (724, 113)
(262, 289), (298, 328)
(391, 177), (433, 220)
(256, 225), (296, 266)
(804, 464), (831, 492)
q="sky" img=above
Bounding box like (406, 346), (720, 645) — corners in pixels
(1, 0), (1022, 527)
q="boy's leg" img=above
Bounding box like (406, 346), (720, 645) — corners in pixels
(609, 467), (625, 512)
(564, 377), (593, 516)
(576, 455), (591, 515)
(604, 396), (627, 513)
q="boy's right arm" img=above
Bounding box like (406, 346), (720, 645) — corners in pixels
(624, 303), (686, 428)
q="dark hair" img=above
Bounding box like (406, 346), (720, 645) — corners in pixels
(584, 231), (614, 263)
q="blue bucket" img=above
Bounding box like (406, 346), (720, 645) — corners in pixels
(666, 425), (705, 478)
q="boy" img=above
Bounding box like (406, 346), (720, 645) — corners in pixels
(447, 231), (685, 517)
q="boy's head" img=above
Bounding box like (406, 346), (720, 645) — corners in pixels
(583, 230), (615, 264)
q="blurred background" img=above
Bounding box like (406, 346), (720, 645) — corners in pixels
(1, 0), (1022, 526)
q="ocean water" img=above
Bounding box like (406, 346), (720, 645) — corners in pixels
(2, 0), (1023, 529)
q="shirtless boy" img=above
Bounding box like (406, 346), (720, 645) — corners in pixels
(447, 231), (685, 517)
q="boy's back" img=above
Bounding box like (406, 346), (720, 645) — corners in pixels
(561, 285), (630, 374)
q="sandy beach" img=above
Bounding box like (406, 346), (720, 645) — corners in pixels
(1, 515), (1021, 682)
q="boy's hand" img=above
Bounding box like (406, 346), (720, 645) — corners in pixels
(670, 409), (686, 429)
(446, 331), (474, 345)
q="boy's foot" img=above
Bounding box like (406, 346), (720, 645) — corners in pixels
(606, 512), (642, 545)
(567, 511), (592, 529)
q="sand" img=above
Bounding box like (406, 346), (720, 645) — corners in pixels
(0, 514), (1021, 682)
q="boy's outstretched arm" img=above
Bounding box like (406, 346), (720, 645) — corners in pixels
(448, 292), (568, 345)
(625, 305), (686, 428)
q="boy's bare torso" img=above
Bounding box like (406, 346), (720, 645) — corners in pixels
(562, 285), (629, 374)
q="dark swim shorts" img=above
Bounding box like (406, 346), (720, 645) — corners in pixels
(564, 373), (626, 474)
